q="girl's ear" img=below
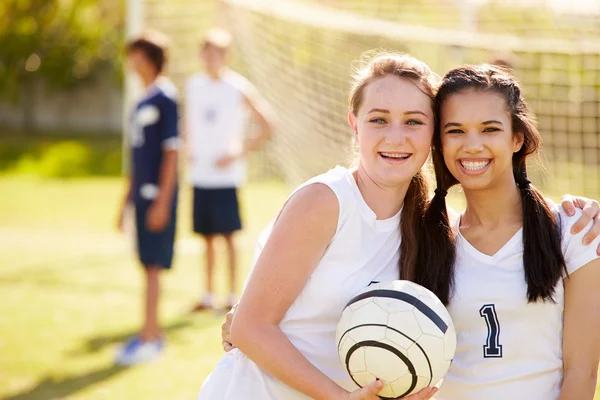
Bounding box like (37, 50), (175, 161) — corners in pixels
(513, 131), (525, 153)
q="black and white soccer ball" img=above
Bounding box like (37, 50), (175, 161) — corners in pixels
(336, 280), (456, 399)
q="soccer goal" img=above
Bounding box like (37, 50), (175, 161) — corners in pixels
(128, 0), (600, 198)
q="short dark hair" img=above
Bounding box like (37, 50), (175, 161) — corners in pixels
(126, 30), (171, 73)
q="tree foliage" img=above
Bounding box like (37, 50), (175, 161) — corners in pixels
(0, 0), (124, 103)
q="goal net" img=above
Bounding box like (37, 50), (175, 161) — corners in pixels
(136, 0), (600, 199)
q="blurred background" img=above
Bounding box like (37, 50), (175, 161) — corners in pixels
(0, 0), (599, 398)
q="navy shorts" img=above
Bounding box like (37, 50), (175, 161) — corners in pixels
(193, 187), (242, 235)
(135, 199), (177, 269)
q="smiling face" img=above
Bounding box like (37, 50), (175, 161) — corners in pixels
(349, 74), (434, 189)
(440, 89), (523, 192)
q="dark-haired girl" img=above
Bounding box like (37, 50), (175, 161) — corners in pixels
(418, 64), (600, 399)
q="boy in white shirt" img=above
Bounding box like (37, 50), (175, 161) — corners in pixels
(185, 28), (273, 311)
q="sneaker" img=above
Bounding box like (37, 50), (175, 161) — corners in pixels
(191, 294), (215, 313)
(115, 336), (164, 365)
(191, 292), (215, 313)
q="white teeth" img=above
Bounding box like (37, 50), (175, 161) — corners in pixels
(381, 152), (410, 159)
(461, 160), (490, 170)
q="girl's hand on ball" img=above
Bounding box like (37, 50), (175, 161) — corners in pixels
(344, 383), (438, 400)
(346, 379), (384, 400)
(401, 386), (439, 399)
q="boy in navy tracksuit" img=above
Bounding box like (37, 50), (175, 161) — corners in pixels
(116, 31), (179, 364)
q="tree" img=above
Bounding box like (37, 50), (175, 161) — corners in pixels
(0, 0), (124, 127)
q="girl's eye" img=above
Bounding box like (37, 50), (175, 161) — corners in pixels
(370, 118), (386, 124)
(483, 127), (500, 133)
(406, 119), (424, 126)
(446, 129), (464, 134)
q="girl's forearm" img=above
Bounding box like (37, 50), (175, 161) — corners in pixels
(232, 323), (348, 400)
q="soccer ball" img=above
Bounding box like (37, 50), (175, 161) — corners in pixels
(336, 280), (456, 399)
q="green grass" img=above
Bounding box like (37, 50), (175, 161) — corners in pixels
(0, 176), (598, 400)
(0, 176), (288, 400)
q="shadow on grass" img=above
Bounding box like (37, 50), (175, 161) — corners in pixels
(67, 319), (194, 356)
(2, 314), (220, 400)
(1, 364), (129, 400)
(67, 312), (221, 357)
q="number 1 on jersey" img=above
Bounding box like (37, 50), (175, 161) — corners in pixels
(480, 304), (503, 358)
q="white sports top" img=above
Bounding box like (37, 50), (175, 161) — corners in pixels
(198, 166), (402, 399)
(438, 205), (600, 400)
(185, 70), (250, 188)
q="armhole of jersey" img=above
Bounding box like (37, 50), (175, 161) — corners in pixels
(271, 168), (350, 238)
(252, 168), (350, 270)
(274, 182), (341, 235)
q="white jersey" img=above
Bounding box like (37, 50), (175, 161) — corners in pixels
(438, 205), (600, 400)
(185, 70), (250, 188)
(198, 166), (402, 400)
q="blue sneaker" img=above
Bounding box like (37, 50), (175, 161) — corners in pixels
(116, 336), (164, 365)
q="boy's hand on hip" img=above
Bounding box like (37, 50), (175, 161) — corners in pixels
(215, 153), (238, 169)
(146, 201), (170, 232)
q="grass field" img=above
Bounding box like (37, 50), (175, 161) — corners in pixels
(0, 175), (598, 399)
(0, 176), (288, 400)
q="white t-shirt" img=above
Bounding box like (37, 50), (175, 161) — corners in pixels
(438, 205), (600, 400)
(198, 166), (402, 400)
(185, 70), (251, 188)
